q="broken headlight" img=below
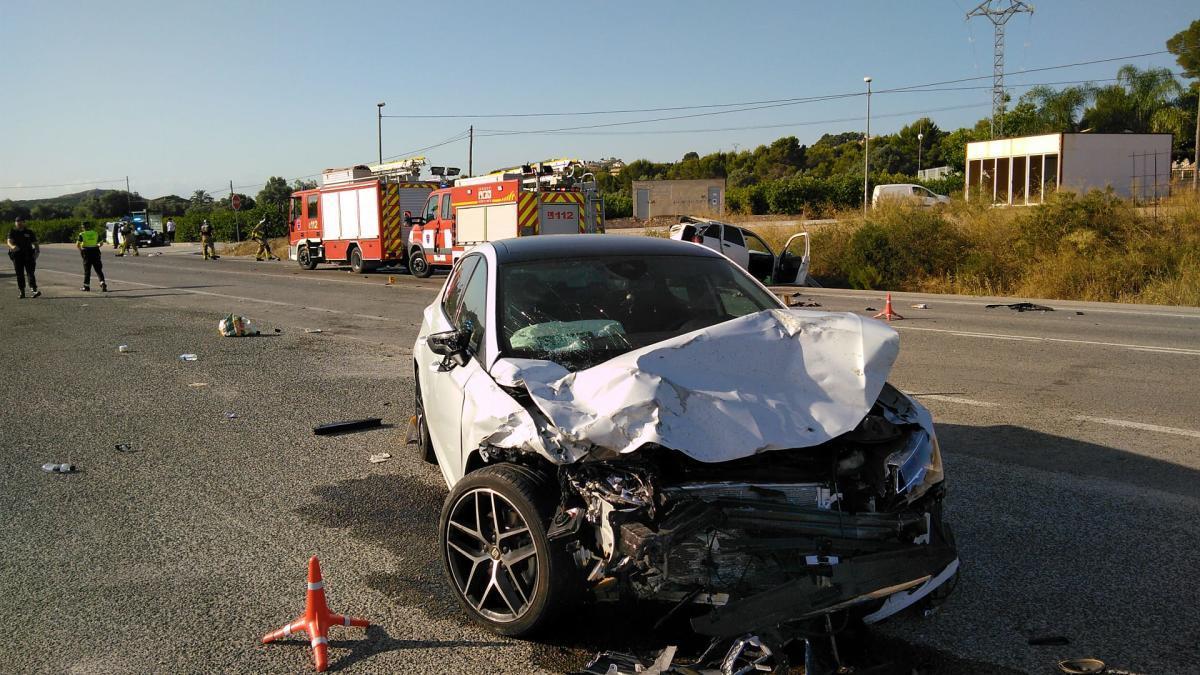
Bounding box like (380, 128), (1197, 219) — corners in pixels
(885, 428), (943, 501)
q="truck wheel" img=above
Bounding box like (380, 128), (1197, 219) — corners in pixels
(439, 464), (574, 637)
(410, 249), (433, 278)
(297, 245), (318, 270)
(349, 247), (366, 274)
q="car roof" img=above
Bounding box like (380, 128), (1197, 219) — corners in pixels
(487, 234), (725, 264)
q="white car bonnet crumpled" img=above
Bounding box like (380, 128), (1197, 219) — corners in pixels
(486, 309), (900, 463)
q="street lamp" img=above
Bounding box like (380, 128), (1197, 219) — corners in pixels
(863, 76), (872, 214)
(917, 132), (924, 176)
(376, 102), (386, 165)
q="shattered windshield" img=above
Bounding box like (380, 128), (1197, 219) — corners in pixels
(498, 255), (779, 370)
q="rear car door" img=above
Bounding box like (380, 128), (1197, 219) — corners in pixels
(718, 225), (750, 270)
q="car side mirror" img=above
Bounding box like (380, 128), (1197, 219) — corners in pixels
(428, 329), (470, 369)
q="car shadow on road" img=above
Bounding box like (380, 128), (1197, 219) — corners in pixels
(937, 422), (1200, 500)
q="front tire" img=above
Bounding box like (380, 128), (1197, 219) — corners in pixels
(440, 464), (573, 637)
(409, 249), (433, 278)
(297, 245), (318, 270)
(414, 374), (435, 464)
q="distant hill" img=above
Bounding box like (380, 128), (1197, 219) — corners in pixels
(6, 188), (119, 208)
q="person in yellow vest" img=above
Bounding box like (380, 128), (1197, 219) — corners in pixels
(75, 222), (108, 292)
(117, 220), (139, 256)
(252, 217), (280, 261)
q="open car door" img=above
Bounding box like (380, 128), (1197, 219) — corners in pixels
(773, 232), (811, 286)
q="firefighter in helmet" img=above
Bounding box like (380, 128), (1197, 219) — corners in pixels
(117, 219), (138, 256)
(199, 219), (218, 260)
(252, 216), (279, 261)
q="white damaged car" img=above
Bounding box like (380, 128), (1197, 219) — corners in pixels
(412, 235), (957, 643)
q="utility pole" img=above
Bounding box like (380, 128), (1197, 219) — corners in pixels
(125, 175), (131, 215)
(230, 180), (240, 242)
(1194, 90), (1198, 190)
(468, 125), (474, 177)
(863, 76), (872, 215)
(918, 132), (924, 176)
(967, 0), (1034, 139)
(377, 102), (386, 165)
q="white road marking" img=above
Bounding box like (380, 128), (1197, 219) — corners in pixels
(915, 394), (1000, 407)
(38, 269), (401, 322)
(896, 325), (1200, 356)
(1073, 415), (1200, 440)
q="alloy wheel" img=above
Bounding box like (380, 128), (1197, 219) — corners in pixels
(444, 488), (539, 623)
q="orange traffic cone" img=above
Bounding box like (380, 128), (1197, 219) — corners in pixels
(873, 292), (905, 321)
(262, 556), (369, 672)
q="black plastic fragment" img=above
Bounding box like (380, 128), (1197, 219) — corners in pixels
(985, 302), (1055, 312)
(1029, 635), (1071, 646)
(313, 418), (383, 436)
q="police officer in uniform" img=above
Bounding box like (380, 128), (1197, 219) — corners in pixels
(76, 222), (108, 292)
(252, 217), (279, 261)
(6, 217), (41, 298)
(199, 219), (219, 260)
(117, 220), (139, 256)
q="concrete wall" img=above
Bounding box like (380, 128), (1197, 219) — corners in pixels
(631, 179), (725, 219)
(1062, 134), (1172, 199)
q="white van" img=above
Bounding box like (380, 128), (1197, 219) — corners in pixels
(872, 184), (950, 208)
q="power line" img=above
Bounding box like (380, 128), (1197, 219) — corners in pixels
(477, 103), (993, 137)
(378, 49), (1173, 120)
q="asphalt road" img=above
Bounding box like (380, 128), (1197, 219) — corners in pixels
(2, 243), (1197, 674)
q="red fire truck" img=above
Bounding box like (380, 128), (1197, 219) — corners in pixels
(405, 160), (605, 277)
(288, 160), (437, 273)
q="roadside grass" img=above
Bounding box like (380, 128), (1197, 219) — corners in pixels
(750, 190), (1200, 307)
(219, 236), (289, 257)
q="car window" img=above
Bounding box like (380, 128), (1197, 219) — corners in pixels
(441, 255), (479, 321)
(721, 225), (744, 247)
(423, 195), (440, 221)
(441, 194), (453, 220)
(499, 255), (778, 371)
(456, 258), (488, 358)
(743, 231), (771, 255)
(306, 194), (319, 220)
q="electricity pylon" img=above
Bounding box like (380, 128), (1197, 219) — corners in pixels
(967, 0), (1034, 138)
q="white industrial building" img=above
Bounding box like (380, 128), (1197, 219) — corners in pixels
(965, 133), (1172, 205)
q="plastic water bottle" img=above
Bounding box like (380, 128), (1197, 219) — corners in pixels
(178, 353), (198, 361)
(118, 344), (129, 353)
(41, 463), (75, 473)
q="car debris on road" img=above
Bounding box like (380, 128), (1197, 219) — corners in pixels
(986, 302), (1055, 312)
(312, 418), (383, 436)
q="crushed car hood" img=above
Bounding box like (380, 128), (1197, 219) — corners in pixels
(489, 309), (899, 463)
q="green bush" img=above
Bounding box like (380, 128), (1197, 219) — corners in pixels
(603, 192), (631, 219)
(839, 205), (967, 289)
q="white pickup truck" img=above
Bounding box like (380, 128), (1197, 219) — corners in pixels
(669, 216), (812, 286)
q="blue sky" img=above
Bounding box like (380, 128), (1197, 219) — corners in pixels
(0, 0), (1193, 200)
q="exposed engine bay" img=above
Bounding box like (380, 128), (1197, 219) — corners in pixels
(543, 383), (957, 640)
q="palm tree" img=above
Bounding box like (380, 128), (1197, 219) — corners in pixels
(1084, 66), (1184, 133)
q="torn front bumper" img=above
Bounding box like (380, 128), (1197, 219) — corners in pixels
(599, 481), (959, 637)
(690, 544), (959, 637)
